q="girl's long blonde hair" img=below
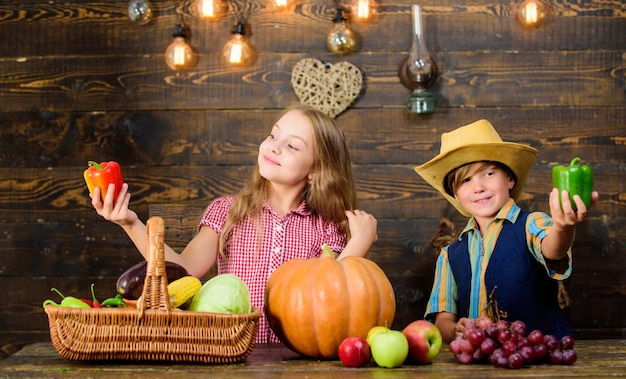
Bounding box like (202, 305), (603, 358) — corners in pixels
(218, 104), (357, 257)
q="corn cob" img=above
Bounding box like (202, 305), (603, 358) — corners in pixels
(167, 276), (202, 308)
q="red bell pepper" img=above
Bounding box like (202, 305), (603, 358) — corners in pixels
(84, 161), (124, 201)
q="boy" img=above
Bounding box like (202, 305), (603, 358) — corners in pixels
(414, 119), (598, 342)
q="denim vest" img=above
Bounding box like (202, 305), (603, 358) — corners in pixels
(448, 211), (572, 338)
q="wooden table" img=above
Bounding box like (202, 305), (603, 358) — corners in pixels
(1, 340), (625, 378)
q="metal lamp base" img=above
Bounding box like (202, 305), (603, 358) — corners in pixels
(408, 89), (436, 114)
(398, 56), (438, 114)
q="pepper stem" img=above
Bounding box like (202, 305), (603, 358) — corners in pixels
(91, 283), (99, 303)
(42, 299), (60, 307)
(88, 161), (103, 170)
(569, 157), (581, 167)
(51, 287), (66, 299)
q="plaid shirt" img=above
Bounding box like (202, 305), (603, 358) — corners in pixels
(424, 199), (572, 321)
(199, 196), (347, 343)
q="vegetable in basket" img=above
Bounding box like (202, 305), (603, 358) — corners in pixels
(188, 274), (251, 314)
(79, 283), (101, 308)
(43, 288), (91, 308)
(101, 294), (127, 308)
(116, 260), (189, 300)
(168, 276), (202, 309)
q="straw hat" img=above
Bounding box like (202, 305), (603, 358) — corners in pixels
(414, 119), (539, 217)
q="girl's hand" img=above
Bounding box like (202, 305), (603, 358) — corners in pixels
(346, 209), (378, 246)
(91, 182), (138, 227)
(338, 210), (378, 259)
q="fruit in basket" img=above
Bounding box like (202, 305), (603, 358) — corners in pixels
(338, 337), (372, 367)
(188, 274), (251, 314)
(116, 260), (189, 300)
(368, 327), (409, 368)
(402, 319), (443, 364)
(167, 276), (202, 308)
(264, 244), (396, 359)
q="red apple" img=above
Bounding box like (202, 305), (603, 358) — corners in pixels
(401, 320), (443, 364)
(338, 337), (372, 367)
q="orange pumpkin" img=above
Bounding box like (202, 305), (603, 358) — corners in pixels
(264, 244), (396, 358)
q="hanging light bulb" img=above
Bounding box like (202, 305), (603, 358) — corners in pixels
(223, 22), (253, 65)
(194, 0), (227, 19)
(517, 0), (548, 28)
(127, 0), (153, 25)
(327, 7), (356, 55)
(164, 24), (197, 70)
(274, 0), (288, 11)
(398, 4), (438, 114)
(351, 0), (376, 22)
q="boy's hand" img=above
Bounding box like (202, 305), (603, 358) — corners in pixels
(549, 188), (599, 229)
(456, 317), (473, 337)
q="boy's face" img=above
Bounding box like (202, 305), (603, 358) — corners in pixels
(454, 163), (515, 220)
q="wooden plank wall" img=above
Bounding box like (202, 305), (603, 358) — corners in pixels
(0, 0), (624, 357)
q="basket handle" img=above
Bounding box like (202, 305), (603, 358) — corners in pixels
(138, 216), (171, 312)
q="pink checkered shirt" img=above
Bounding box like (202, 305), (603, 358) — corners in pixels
(199, 196), (347, 344)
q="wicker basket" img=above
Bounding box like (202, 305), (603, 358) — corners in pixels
(45, 216), (261, 363)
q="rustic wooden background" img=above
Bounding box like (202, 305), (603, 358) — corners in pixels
(0, 0), (624, 358)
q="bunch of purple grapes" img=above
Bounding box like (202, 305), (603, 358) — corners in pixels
(449, 316), (577, 369)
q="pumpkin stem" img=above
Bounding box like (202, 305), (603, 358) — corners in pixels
(321, 244), (336, 259)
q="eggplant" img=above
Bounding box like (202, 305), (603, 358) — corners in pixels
(116, 260), (189, 300)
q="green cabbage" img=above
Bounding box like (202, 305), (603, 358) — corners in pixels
(188, 274), (251, 314)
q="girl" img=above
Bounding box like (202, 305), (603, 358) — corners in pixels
(91, 104), (378, 343)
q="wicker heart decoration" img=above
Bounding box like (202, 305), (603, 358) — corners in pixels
(291, 58), (363, 118)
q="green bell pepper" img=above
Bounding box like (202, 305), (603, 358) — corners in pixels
(552, 157), (594, 210)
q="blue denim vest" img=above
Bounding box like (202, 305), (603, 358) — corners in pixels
(448, 211), (572, 338)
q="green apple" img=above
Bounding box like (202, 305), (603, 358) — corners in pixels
(368, 328), (409, 368)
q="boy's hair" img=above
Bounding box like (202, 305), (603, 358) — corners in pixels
(444, 161), (517, 197)
(218, 104), (357, 256)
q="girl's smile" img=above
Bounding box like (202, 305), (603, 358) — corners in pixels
(262, 155), (280, 166)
